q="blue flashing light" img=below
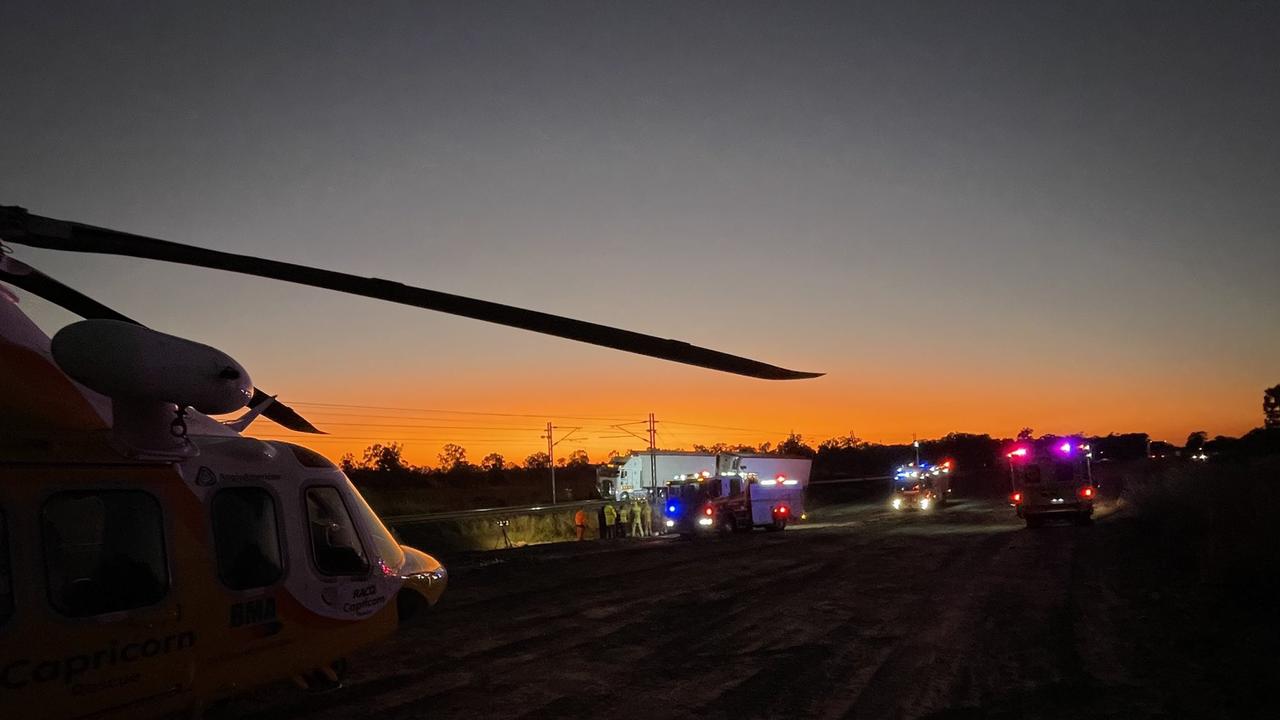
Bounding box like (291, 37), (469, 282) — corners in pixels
(666, 503), (678, 515)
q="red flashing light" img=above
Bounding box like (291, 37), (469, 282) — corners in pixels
(1007, 447), (1029, 459)
(775, 506), (789, 515)
(1010, 492), (1023, 504)
(1078, 486), (1095, 499)
(703, 506), (714, 516)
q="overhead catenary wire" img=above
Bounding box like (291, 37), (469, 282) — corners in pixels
(286, 401), (645, 422)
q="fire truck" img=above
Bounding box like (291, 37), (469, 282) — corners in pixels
(1006, 440), (1096, 528)
(664, 471), (802, 534)
(889, 460), (952, 511)
(662, 473), (717, 537)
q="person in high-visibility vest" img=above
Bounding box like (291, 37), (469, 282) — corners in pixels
(618, 501), (632, 539)
(630, 499), (644, 537)
(640, 498), (653, 537)
(574, 507), (588, 541)
(603, 503), (618, 539)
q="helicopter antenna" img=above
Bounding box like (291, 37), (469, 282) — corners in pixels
(0, 206), (823, 381)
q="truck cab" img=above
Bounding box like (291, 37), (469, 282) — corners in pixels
(1007, 441), (1096, 528)
(662, 475), (717, 538)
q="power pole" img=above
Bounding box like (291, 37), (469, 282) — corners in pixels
(648, 412), (657, 495)
(913, 433), (920, 466)
(544, 421), (556, 504)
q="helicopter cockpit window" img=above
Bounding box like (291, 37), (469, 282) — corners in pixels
(0, 508), (12, 624)
(212, 488), (284, 590)
(305, 487), (369, 576)
(42, 491), (168, 617)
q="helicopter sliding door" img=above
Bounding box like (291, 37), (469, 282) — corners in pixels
(0, 466), (199, 719)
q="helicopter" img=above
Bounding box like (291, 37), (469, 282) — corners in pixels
(0, 205), (820, 718)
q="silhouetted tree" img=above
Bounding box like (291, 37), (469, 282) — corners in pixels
(480, 453), (505, 472)
(566, 449), (591, 466)
(524, 451), (551, 469)
(776, 433), (817, 458)
(437, 443), (468, 472)
(1016, 427), (1035, 442)
(1185, 431), (1208, 451)
(361, 442), (407, 472)
(1265, 385), (1280, 429)
(819, 434), (863, 451)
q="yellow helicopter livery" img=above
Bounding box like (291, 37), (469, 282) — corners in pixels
(0, 205), (818, 718)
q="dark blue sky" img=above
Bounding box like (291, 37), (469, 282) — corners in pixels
(2, 2), (1277, 458)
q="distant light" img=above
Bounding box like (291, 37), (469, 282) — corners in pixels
(1010, 492), (1023, 504)
(1007, 447), (1029, 458)
(665, 519), (675, 528)
(760, 479), (778, 486)
(783, 479), (799, 486)
(697, 517), (713, 526)
(920, 498), (931, 510)
(892, 497), (903, 510)
(1058, 442), (1073, 455)
(667, 505), (677, 513)
(703, 506), (713, 516)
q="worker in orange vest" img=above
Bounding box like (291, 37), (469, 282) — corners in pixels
(574, 507), (588, 541)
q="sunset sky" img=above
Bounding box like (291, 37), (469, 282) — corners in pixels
(3, 2), (1277, 466)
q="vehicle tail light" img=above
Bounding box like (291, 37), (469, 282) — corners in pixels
(703, 506), (714, 516)
(1010, 491), (1023, 504)
(1078, 486), (1095, 499)
(775, 506), (789, 515)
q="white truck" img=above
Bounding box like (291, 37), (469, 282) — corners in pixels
(598, 451), (719, 500)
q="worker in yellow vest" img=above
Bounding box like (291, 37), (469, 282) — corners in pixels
(630, 499), (644, 537)
(603, 503), (618, 539)
(618, 500), (632, 539)
(640, 498), (653, 537)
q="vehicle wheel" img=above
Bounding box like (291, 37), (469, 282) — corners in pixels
(1074, 512), (1093, 526)
(1025, 515), (1045, 529)
(767, 518), (787, 532)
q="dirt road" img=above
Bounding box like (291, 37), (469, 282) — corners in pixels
(226, 498), (1234, 719)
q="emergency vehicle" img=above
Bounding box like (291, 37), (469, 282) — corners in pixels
(711, 471), (801, 531)
(889, 460), (952, 511)
(1006, 440), (1096, 528)
(661, 473), (718, 538)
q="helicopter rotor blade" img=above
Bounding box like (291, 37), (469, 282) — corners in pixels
(1, 206), (823, 380)
(0, 255), (325, 433)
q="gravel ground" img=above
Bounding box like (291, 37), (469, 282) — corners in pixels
(225, 496), (1268, 719)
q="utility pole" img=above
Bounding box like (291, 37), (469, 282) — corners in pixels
(648, 412), (657, 495)
(913, 433), (920, 466)
(544, 421), (556, 504)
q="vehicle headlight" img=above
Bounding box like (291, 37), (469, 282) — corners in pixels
(665, 519), (675, 528)
(697, 517), (713, 526)
(919, 498), (931, 510)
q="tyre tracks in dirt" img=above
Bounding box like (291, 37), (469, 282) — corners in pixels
(227, 499), (1142, 720)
